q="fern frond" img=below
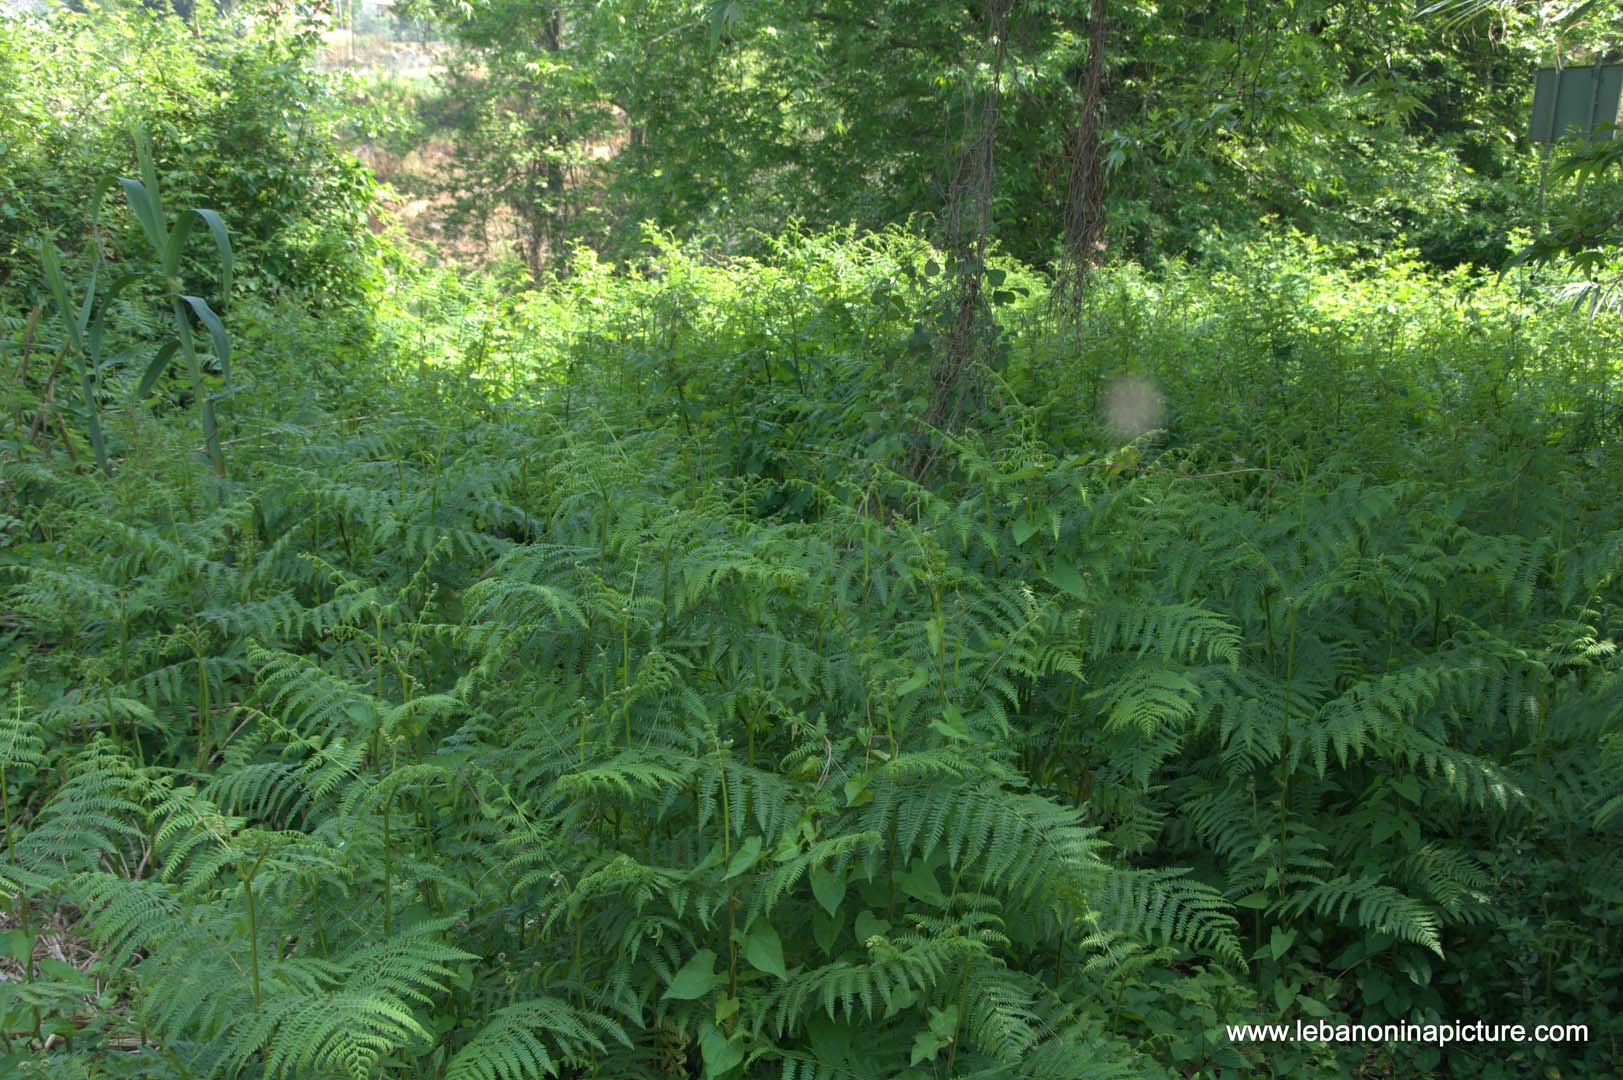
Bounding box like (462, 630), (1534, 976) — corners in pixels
(446, 997), (629, 1080)
(1275, 874), (1442, 956)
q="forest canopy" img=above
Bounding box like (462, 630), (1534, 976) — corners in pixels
(1, 2), (1620, 1079)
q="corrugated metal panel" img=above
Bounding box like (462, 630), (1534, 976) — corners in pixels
(1530, 64), (1623, 142)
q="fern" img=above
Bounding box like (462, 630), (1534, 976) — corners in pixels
(446, 997), (629, 1080)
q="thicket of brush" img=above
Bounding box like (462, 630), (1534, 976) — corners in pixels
(3, 6), (1621, 1080)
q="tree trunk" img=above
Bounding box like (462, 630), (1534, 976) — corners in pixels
(1060, 0), (1108, 303)
(912, 0), (1014, 481)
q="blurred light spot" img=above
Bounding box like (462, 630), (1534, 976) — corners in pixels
(1103, 375), (1165, 441)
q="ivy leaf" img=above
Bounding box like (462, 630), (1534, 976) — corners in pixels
(698, 1020), (744, 1077)
(897, 859), (946, 906)
(854, 910), (890, 943)
(1044, 558), (1087, 598)
(666, 949), (722, 1000)
(745, 921), (787, 980)
(724, 836), (763, 879)
(910, 1030), (948, 1066)
(810, 863), (845, 915)
(0, 930), (32, 966)
(910, 1004), (959, 1064)
(812, 909), (840, 954)
(1296, 993), (1331, 1017)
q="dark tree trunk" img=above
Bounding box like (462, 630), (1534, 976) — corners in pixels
(1060, 0), (1108, 302)
(912, 0), (1015, 481)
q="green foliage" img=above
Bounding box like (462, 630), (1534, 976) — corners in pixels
(3, 6), (1622, 1080)
(396, 0), (1559, 270)
(5, 218), (1621, 1076)
(0, 1), (380, 306)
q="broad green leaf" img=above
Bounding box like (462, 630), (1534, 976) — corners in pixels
(811, 909), (839, 954)
(744, 921), (786, 980)
(1272, 980), (1295, 1012)
(928, 704), (971, 743)
(842, 773), (871, 806)
(707, 1), (740, 48)
(1558, 0), (1598, 29)
(1044, 557), (1087, 598)
(896, 860), (946, 906)
(665, 949), (721, 1001)
(810, 863), (845, 915)
(134, 123), (165, 230)
(0, 930), (31, 966)
(853, 910), (890, 943)
(698, 1020), (743, 1077)
(162, 209), (196, 278)
(344, 701), (379, 728)
(1296, 994), (1331, 1017)
(896, 666), (931, 696)
(909, 1031), (947, 1066)
(724, 836), (763, 879)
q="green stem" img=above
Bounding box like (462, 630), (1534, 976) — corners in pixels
(946, 953), (972, 1073)
(383, 791), (395, 938)
(195, 648), (211, 771)
(21, 891), (40, 1045)
(1278, 602), (1298, 903)
(243, 866), (262, 1011)
(312, 879), (329, 959)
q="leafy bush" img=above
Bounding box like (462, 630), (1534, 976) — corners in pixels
(0, 2), (379, 308)
(4, 219), (1620, 1077)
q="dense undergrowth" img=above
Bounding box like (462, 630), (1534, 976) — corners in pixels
(3, 5), (1623, 1080)
(6, 222), (1621, 1077)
